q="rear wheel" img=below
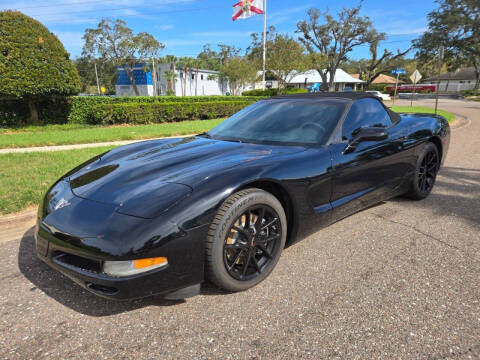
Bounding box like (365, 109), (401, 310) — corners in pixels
(405, 142), (440, 200)
(205, 188), (287, 292)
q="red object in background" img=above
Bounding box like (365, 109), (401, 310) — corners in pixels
(385, 84), (436, 93)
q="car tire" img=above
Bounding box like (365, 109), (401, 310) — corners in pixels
(405, 142), (440, 200)
(205, 188), (287, 292)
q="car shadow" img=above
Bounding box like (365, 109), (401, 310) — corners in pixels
(389, 166), (480, 228)
(18, 226), (232, 316)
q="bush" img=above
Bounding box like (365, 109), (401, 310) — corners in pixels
(242, 88), (308, 96)
(0, 95), (264, 126)
(460, 89), (480, 97)
(89, 100), (256, 125)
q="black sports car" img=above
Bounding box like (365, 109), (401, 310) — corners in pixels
(35, 93), (450, 300)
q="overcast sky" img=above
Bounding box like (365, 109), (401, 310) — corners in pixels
(1, 0), (437, 60)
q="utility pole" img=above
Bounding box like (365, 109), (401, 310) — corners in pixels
(392, 71), (400, 106)
(94, 62), (100, 95)
(261, 0), (267, 90)
(434, 46), (444, 115)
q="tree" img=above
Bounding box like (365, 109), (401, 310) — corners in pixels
(82, 18), (164, 96)
(196, 44), (242, 71)
(74, 57), (117, 94)
(0, 11), (80, 123)
(178, 57), (196, 96)
(248, 27), (307, 94)
(360, 32), (411, 86)
(296, 3), (378, 91)
(218, 57), (259, 96)
(413, 0), (480, 89)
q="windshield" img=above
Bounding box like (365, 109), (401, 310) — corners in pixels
(207, 98), (347, 145)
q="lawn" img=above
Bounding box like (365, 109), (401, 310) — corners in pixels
(0, 105), (457, 215)
(390, 105), (456, 123)
(0, 146), (115, 214)
(0, 118), (224, 149)
(0, 106), (456, 149)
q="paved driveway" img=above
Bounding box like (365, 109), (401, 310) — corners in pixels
(1, 99), (479, 359)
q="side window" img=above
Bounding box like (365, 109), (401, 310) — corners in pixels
(342, 98), (392, 139)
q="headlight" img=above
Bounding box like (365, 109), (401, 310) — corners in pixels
(103, 257), (168, 277)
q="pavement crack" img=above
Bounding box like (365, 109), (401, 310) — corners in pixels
(369, 212), (462, 252)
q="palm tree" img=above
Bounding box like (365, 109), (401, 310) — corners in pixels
(164, 55), (178, 93)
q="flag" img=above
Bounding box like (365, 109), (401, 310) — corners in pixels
(232, 0), (264, 21)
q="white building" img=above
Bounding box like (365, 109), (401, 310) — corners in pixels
(115, 62), (252, 97)
(424, 67), (479, 93)
(287, 69), (365, 91)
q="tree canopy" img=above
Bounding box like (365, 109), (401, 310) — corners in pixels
(413, 0), (480, 89)
(82, 18), (164, 95)
(218, 57), (258, 96)
(296, 3), (378, 91)
(0, 10), (80, 122)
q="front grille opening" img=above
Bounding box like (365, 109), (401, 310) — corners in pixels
(85, 282), (118, 295)
(54, 252), (102, 274)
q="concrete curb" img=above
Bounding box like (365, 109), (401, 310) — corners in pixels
(0, 134), (191, 154)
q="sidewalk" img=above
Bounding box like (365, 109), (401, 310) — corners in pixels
(0, 135), (191, 154)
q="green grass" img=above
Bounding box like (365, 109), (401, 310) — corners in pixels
(390, 106), (456, 123)
(0, 119), (224, 149)
(0, 146), (116, 214)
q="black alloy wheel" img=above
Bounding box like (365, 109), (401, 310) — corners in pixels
(206, 188), (287, 292)
(406, 142), (440, 200)
(223, 205), (281, 281)
(418, 149), (438, 194)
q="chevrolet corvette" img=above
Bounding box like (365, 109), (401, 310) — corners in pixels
(35, 93), (450, 300)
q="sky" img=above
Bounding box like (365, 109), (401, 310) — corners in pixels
(0, 0), (437, 60)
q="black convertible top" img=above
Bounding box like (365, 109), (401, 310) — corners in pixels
(269, 91), (401, 123)
(271, 92), (378, 101)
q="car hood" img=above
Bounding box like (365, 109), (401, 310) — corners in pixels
(65, 136), (304, 217)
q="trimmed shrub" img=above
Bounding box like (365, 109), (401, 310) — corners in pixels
(0, 95), (264, 126)
(242, 88), (308, 96)
(89, 100), (257, 125)
(460, 89), (480, 97)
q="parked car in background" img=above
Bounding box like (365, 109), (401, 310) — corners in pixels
(366, 90), (391, 101)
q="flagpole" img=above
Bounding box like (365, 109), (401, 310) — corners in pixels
(262, 0), (267, 90)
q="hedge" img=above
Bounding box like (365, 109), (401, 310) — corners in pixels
(88, 100), (257, 125)
(0, 96), (264, 126)
(460, 89), (480, 97)
(242, 88), (308, 96)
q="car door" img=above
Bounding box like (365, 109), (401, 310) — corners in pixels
(328, 98), (405, 221)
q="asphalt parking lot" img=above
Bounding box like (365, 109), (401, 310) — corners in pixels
(1, 98), (479, 359)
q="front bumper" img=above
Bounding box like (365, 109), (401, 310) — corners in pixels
(35, 219), (209, 300)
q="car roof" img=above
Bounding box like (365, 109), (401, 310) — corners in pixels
(269, 92), (378, 101)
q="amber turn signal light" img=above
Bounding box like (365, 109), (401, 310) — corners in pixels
(134, 257), (168, 269)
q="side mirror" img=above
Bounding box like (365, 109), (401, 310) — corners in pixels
(343, 127), (388, 154)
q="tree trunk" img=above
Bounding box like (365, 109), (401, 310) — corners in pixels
(27, 97), (39, 124)
(195, 67), (199, 96)
(125, 67), (139, 96)
(474, 63), (480, 90)
(317, 70), (328, 92)
(168, 63), (174, 92)
(184, 66), (188, 96)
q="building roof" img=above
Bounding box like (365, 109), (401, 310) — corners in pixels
(288, 69), (365, 84)
(351, 73), (405, 84)
(424, 67), (478, 81)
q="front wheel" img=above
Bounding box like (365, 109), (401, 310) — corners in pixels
(205, 188), (287, 292)
(405, 142), (440, 200)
